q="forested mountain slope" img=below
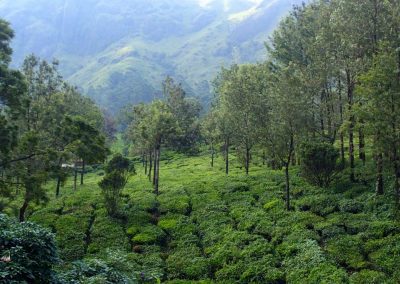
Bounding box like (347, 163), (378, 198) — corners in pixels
(0, 0), (303, 112)
(2, 0), (400, 282)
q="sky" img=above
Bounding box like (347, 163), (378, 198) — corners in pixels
(196, 0), (264, 9)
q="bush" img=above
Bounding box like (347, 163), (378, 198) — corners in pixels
(349, 270), (388, 284)
(284, 239), (343, 283)
(59, 250), (154, 283)
(326, 235), (367, 269)
(225, 182), (250, 193)
(240, 256), (284, 283)
(132, 225), (166, 245)
(87, 216), (129, 254)
(367, 234), (400, 274)
(166, 246), (209, 279)
(339, 199), (364, 213)
(0, 214), (59, 282)
(307, 263), (348, 283)
(99, 154), (135, 217)
(296, 194), (339, 216)
(300, 141), (339, 187)
(158, 188), (190, 214)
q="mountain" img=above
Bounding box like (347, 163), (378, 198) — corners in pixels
(0, 0), (304, 113)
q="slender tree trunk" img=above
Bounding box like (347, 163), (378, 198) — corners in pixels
(245, 146), (250, 175)
(285, 163), (290, 211)
(375, 152), (384, 195)
(80, 160), (85, 185)
(338, 75), (345, 167)
(145, 153), (148, 175)
(19, 200), (29, 222)
(291, 151), (296, 166)
(211, 144), (214, 168)
(320, 91), (325, 134)
(340, 132), (345, 168)
(325, 86), (333, 139)
(74, 167), (78, 191)
(148, 150), (153, 182)
(262, 151), (266, 166)
(152, 148), (157, 186)
(347, 70), (356, 182)
(359, 127), (366, 165)
(225, 137), (229, 175)
(285, 134), (294, 211)
(56, 157), (63, 197)
(154, 142), (161, 195)
(56, 177), (61, 197)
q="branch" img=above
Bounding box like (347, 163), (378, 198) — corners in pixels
(0, 152), (45, 168)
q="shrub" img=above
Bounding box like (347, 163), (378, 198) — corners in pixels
(87, 216), (129, 254)
(158, 217), (179, 231)
(339, 199), (364, 213)
(60, 250), (148, 283)
(326, 235), (367, 269)
(225, 182), (250, 193)
(307, 263), (348, 283)
(158, 188), (190, 214)
(166, 246), (209, 279)
(367, 234), (400, 274)
(300, 141), (339, 187)
(349, 270), (388, 284)
(132, 225), (166, 245)
(0, 214), (59, 282)
(99, 171), (128, 217)
(296, 194), (339, 216)
(284, 239), (341, 283)
(240, 256), (284, 283)
(99, 154), (135, 217)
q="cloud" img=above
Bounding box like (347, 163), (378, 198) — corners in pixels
(197, 0), (215, 8)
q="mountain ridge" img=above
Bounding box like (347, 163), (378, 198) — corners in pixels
(0, 0), (304, 113)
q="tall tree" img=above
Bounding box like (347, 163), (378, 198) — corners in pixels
(214, 64), (269, 175)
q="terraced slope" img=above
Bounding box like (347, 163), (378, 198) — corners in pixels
(5, 152), (397, 282)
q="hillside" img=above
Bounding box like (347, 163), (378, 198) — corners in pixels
(0, 0), (303, 112)
(3, 0), (400, 283)
(3, 151), (398, 282)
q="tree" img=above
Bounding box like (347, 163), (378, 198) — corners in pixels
(357, 45), (400, 198)
(162, 76), (202, 154)
(127, 79), (192, 194)
(71, 117), (108, 186)
(300, 141), (339, 187)
(201, 111), (220, 167)
(0, 20), (27, 192)
(264, 63), (313, 210)
(99, 154), (135, 217)
(214, 64), (269, 175)
(0, 214), (59, 282)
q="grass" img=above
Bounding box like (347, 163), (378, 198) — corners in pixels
(3, 150), (400, 283)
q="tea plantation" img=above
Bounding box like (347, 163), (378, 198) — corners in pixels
(3, 151), (399, 283)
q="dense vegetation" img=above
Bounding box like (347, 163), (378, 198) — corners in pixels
(0, 0), (304, 113)
(1, 0), (400, 283)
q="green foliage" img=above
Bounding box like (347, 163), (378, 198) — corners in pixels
(158, 188), (190, 214)
(284, 239), (348, 283)
(132, 225), (166, 245)
(88, 215), (129, 254)
(99, 154), (134, 216)
(300, 141), (339, 187)
(349, 270), (388, 284)
(166, 246), (209, 280)
(60, 250), (162, 283)
(0, 214), (59, 282)
(326, 235), (367, 270)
